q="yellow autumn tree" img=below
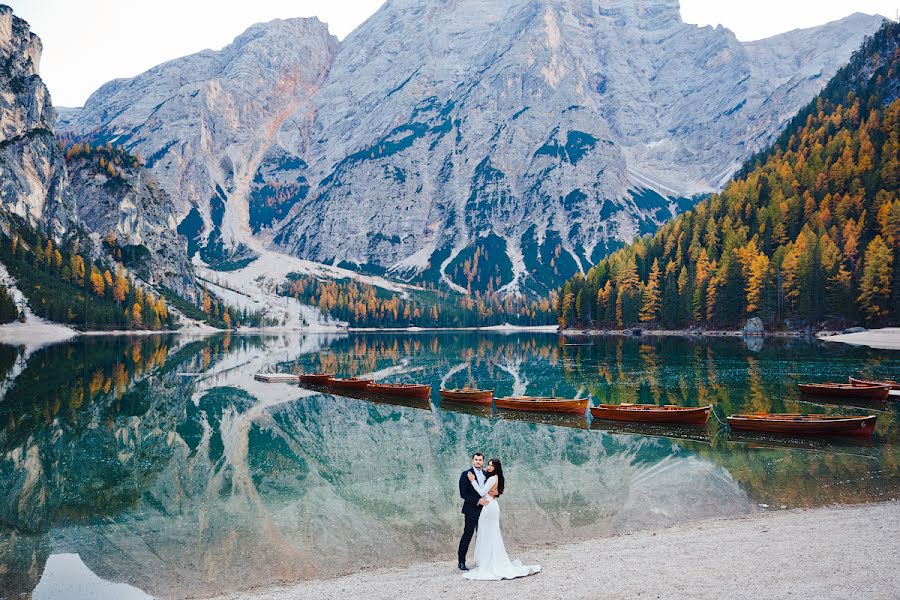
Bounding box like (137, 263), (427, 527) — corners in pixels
(90, 267), (105, 297)
(857, 235), (893, 320)
(639, 259), (661, 323)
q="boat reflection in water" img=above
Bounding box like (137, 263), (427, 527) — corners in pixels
(493, 408), (590, 430)
(725, 429), (876, 452)
(590, 419), (712, 445)
(439, 399), (493, 419)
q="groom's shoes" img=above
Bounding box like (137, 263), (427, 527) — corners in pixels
(458, 562), (469, 571)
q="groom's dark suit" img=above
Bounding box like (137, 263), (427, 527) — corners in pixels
(457, 467), (484, 565)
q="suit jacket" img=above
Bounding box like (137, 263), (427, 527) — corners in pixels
(460, 467), (486, 516)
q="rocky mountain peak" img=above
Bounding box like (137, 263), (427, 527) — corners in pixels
(0, 4), (54, 140)
(0, 5), (74, 235)
(57, 0), (886, 294)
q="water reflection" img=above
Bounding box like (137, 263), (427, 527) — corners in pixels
(0, 332), (897, 599)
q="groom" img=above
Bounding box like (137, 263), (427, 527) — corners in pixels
(457, 451), (496, 571)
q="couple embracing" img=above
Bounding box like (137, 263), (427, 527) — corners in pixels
(456, 452), (541, 580)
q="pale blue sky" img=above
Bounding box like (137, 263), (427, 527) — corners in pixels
(6, 0), (896, 107)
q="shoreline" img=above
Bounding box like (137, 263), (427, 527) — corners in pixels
(208, 501), (900, 600)
(818, 327), (900, 351)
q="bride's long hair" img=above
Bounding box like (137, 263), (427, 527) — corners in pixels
(487, 458), (505, 496)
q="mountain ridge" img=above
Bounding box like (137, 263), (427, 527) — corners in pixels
(57, 1), (885, 295)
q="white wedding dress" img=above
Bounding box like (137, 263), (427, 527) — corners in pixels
(462, 474), (541, 580)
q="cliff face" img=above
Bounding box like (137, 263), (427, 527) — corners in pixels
(0, 5), (199, 307)
(0, 5), (74, 236)
(65, 150), (195, 294)
(59, 1), (885, 293)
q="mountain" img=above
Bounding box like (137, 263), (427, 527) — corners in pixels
(60, 0), (885, 295)
(0, 6), (202, 330)
(63, 143), (194, 292)
(60, 17), (338, 268)
(558, 20), (899, 330)
(0, 5), (74, 235)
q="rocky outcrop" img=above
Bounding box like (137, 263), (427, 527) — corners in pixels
(0, 5), (75, 235)
(65, 151), (195, 294)
(59, 1), (885, 294)
(742, 317), (765, 336)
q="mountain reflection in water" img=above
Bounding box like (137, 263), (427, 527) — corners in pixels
(0, 332), (897, 599)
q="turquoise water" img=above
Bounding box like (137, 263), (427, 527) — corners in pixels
(0, 332), (898, 598)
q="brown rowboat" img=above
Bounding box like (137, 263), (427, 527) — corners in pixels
(439, 388), (494, 404)
(367, 382), (431, 398)
(590, 403), (711, 425)
(849, 376), (900, 392)
(726, 413), (876, 437)
(798, 382), (889, 401)
(298, 373), (335, 384)
(493, 396), (589, 414)
(326, 377), (373, 391)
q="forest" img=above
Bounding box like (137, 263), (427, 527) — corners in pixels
(0, 219), (176, 330)
(282, 273), (557, 328)
(558, 22), (899, 331)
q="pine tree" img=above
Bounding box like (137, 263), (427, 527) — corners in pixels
(639, 259), (661, 323)
(857, 235), (893, 321)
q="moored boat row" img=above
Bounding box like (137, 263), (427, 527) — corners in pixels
(278, 372), (885, 438)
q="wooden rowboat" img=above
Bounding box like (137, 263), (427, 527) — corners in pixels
(590, 403), (712, 425)
(726, 413), (876, 437)
(850, 376), (900, 392)
(326, 377), (373, 391)
(798, 382), (889, 401)
(366, 382), (431, 398)
(439, 388), (494, 404)
(493, 396), (589, 414)
(298, 373), (335, 384)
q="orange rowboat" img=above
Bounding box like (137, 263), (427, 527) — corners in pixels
(326, 377), (373, 391)
(493, 396), (589, 414)
(849, 376), (900, 392)
(366, 383), (431, 398)
(798, 382), (889, 401)
(298, 373), (335, 384)
(590, 404), (711, 425)
(726, 413), (876, 437)
(439, 388), (494, 405)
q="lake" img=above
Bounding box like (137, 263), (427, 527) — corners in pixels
(1, 332), (898, 599)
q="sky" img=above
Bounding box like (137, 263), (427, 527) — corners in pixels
(6, 0), (896, 108)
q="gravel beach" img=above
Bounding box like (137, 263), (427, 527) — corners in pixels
(212, 501), (900, 600)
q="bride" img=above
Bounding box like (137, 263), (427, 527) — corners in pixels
(462, 458), (541, 580)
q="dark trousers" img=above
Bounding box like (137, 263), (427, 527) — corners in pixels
(457, 510), (479, 563)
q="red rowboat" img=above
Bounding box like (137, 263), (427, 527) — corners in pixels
(798, 382), (889, 401)
(726, 413), (876, 437)
(439, 388), (494, 405)
(326, 377), (373, 391)
(493, 396), (589, 414)
(590, 403), (711, 425)
(849, 376), (900, 392)
(298, 373), (335, 384)
(366, 382), (431, 398)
